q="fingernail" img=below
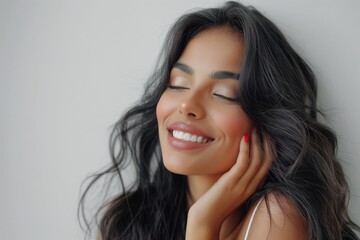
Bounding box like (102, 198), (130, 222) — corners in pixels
(244, 134), (249, 143)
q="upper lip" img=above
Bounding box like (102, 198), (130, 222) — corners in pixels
(168, 122), (214, 140)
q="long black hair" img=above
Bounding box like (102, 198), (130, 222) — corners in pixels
(79, 1), (360, 239)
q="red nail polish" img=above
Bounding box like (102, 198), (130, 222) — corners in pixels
(244, 134), (249, 143)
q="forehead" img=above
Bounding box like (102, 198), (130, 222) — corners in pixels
(178, 27), (244, 72)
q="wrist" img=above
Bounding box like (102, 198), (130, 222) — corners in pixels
(185, 207), (221, 240)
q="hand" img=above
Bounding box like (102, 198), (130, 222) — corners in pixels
(185, 128), (274, 240)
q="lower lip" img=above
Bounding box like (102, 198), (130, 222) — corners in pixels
(167, 130), (212, 150)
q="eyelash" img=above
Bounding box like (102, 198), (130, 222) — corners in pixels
(167, 84), (238, 103)
(167, 84), (189, 90)
(213, 94), (239, 102)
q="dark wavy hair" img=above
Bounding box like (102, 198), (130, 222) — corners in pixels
(79, 1), (359, 239)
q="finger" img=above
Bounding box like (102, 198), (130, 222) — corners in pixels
(236, 129), (272, 195)
(247, 134), (274, 190)
(226, 133), (251, 181)
(239, 128), (264, 183)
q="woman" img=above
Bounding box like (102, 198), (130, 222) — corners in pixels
(79, 1), (359, 239)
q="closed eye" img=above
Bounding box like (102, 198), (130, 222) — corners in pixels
(213, 93), (239, 102)
(167, 84), (189, 90)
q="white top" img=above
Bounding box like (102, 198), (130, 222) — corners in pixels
(244, 198), (264, 240)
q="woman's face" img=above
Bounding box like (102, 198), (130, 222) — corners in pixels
(156, 27), (253, 176)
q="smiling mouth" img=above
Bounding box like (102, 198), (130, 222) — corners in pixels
(170, 129), (214, 144)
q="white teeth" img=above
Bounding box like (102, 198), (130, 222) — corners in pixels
(172, 130), (211, 143)
(184, 133), (191, 141)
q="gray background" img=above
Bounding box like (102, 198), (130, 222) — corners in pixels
(1, 0), (359, 239)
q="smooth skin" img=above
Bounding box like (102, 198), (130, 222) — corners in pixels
(157, 27), (252, 178)
(157, 27), (307, 239)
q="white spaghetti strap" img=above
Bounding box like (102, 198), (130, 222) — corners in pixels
(244, 197), (264, 240)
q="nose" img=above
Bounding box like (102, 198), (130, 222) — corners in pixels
(179, 96), (205, 119)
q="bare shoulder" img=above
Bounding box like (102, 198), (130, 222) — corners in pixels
(235, 193), (308, 240)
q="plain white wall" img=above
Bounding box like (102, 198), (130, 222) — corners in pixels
(1, 0), (359, 239)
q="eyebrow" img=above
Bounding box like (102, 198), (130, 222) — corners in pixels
(173, 62), (241, 80)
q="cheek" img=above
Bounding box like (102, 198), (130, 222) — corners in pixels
(156, 92), (174, 122)
(209, 108), (253, 170)
(213, 108), (253, 139)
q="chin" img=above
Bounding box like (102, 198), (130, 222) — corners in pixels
(162, 159), (193, 175)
